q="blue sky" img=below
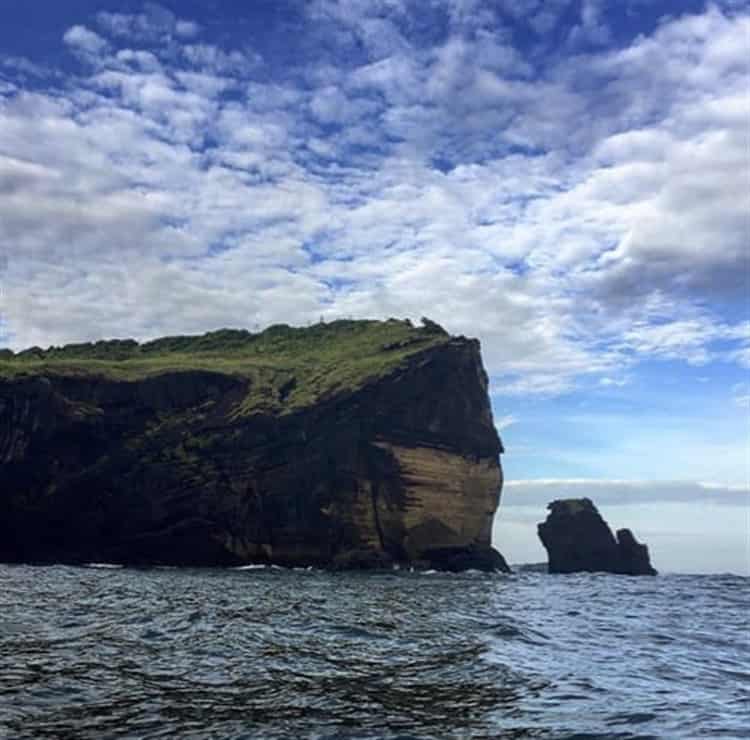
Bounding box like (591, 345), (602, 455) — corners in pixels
(0, 1), (748, 573)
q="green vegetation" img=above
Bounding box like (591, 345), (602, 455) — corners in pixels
(0, 318), (452, 414)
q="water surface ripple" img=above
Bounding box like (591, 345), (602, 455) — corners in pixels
(1, 566), (747, 739)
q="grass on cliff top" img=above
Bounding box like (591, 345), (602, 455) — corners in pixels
(0, 318), (452, 413)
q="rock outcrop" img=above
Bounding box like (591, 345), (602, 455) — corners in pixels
(537, 498), (656, 575)
(0, 319), (509, 571)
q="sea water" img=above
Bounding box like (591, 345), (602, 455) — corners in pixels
(0, 565), (747, 739)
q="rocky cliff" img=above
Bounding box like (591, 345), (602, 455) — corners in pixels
(0, 319), (508, 571)
(538, 498), (656, 575)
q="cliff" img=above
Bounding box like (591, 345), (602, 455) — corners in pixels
(0, 319), (508, 571)
(538, 498), (656, 576)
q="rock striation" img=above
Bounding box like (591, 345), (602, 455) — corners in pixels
(0, 319), (509, 572)
(538, 498), (656, 575)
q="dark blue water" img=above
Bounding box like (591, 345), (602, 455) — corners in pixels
(1, 565), (747, 739)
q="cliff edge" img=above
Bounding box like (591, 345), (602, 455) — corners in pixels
(0, 319), (508, 571)
(538, 498), (656, 575)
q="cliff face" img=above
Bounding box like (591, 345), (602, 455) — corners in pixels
(0, 321), (507, 571)
(538, 498), (656, 576)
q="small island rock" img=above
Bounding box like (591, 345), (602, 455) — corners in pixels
(538, 498), (656, 575)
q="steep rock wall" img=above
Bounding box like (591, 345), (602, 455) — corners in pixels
(0, 338), (507, 570)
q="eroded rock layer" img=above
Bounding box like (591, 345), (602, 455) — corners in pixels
(0, 324), (507, 571)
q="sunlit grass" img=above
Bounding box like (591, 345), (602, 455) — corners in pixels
(0, 318), (450, 414)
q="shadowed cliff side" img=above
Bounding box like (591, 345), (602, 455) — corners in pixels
(0, 319), (508, 571)
(538, 498), (656, 576)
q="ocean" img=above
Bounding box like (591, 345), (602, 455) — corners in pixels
(0, 565), (747, 739)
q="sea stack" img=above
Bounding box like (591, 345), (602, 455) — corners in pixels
(538, 498), (656, 575)
(0, 318), (509, 572)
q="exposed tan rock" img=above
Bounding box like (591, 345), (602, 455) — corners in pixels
(374, 443), (502, 558)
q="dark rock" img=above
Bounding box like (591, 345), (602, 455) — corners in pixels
(616, 528), (657, 576)
(537, 498), (656, 575)
(419, 545), (511, 573)
(331, 549), (394, 571)
(420, 317), (449, 335)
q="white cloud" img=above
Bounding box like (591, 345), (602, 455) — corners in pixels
(115, 49), (163, 73)
(96, 4), (197, 44)
(567, 0), (611, 47)
(63, 25), (108, 55)
(598, 376), (629, 387)
(495, 414), (518, 431)
(175, 20), (201, 38)
(502, 478), (750, 506)
(0, 56), (59, 81)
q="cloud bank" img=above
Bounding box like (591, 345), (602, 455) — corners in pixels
(0, 1), (748, 399)
(502, 478), (749, 507)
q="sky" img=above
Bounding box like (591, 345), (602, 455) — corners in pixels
(0, 0), (747, 574)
